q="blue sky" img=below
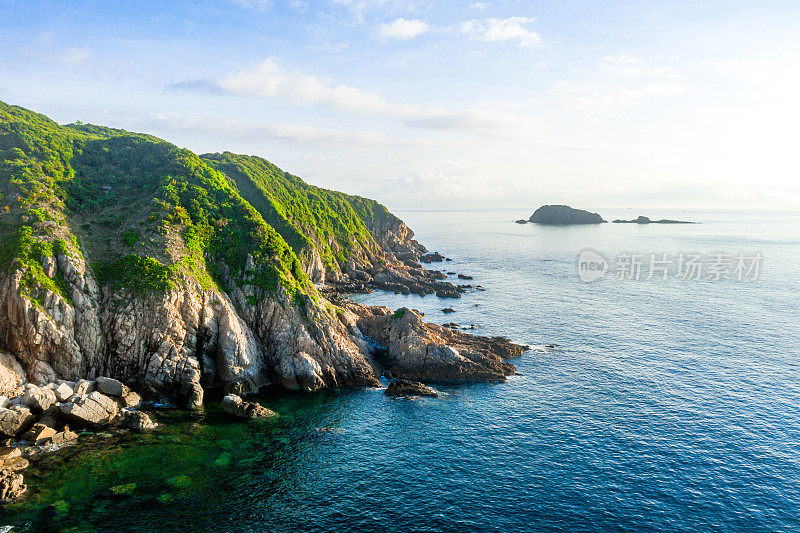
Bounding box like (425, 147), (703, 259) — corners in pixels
(2, 0), (799, 210)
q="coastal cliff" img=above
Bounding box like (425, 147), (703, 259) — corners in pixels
(0, 101), (523, 409)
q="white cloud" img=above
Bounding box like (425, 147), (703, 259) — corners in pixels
(136, 113), (426, 150)
(470, 2), (490, 9)
(547, 80), (689, 110)
(229, 0), (273, 10)
(460, 17), (540, 48)
(217, 58), (388, 112)
(209, 58), (526, 135)
(333, 0), (418, 23)
(378, 18), (429, 40)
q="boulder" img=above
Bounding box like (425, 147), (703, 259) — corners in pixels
(514, 219), (528, 224)
(54, 382), (74, 402)
(21, 384), (57, 412)
(0, 456), (29, 471)
(0, 406), (35, 437)
(0, 447), (21, 461)
(442, 308), (456, 314)
(73, 379), (95, 396)
(60, 391), (119, 426)
(221, 395), (277, 420)
(95, 377), (128, 397)
(50, 429), (79, 446)
(528, 205), (606, 225)
(117, 391), (142, 409)
(385, 380), (439, 397)
(457, 274), (473, 280)
(120, 410), (157, 432)
(0, 469), (26, 501)
(23, 423), (57, 445)
(419, 252), (445, 263)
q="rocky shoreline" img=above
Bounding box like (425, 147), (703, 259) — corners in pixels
(0, 377), (157, 501)
(0, 290), (527, 503)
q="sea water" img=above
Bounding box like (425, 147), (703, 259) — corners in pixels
(3, 208), (800, 532)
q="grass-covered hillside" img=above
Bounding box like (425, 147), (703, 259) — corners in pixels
(0, 101), (401, 305)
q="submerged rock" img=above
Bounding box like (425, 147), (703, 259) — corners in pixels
(385, 380), (439, 397)
(529, 205), (606, 225)
(120, 410), (157, 432)
(221, 394), (277, 420)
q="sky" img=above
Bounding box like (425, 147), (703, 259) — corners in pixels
(2, 0), (800, 211)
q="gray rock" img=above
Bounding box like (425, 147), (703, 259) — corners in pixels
(73, 379), (95, 396)
(21, 384), (56, 412)
(120, 410), (156, 432)
(221, 394), (277, 420)
(384, 380), (439, 397)
(60, 391), (119, 426)
(95, 376), (128, 397)
(50, 429), (79, 446)
(0, 406), (35, 437)
(54, 382), (74, 402)
(117, 391), (141, 408)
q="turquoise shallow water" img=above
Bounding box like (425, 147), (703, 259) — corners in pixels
(3, 208), (800, 532)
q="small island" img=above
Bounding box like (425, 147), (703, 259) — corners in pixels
(612, 215), (695, 224)
(529, 205), (606, 225)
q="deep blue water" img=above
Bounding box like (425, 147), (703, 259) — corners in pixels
(5, 208), (800, 532)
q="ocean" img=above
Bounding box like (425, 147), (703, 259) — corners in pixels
(4, 208), (800, 532)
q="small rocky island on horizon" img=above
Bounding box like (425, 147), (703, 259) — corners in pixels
(521, 205), (607, 225)
(612, 215), (696, 224)
(516, 205), (695, 225)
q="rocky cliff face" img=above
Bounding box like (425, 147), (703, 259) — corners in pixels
(0, 101), (524, 407)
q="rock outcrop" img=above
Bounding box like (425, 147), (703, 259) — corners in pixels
(529, 205), (606, 225)
(385, 380), (439, 397)
(343, 304), (524, 383)
(221, 394), (277, 419)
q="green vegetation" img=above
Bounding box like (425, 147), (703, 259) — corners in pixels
(122, 230), (140, 247)
(203, 152), (386, 274)
(0, 225), (73, 307)
(0, 100), (402, 313)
